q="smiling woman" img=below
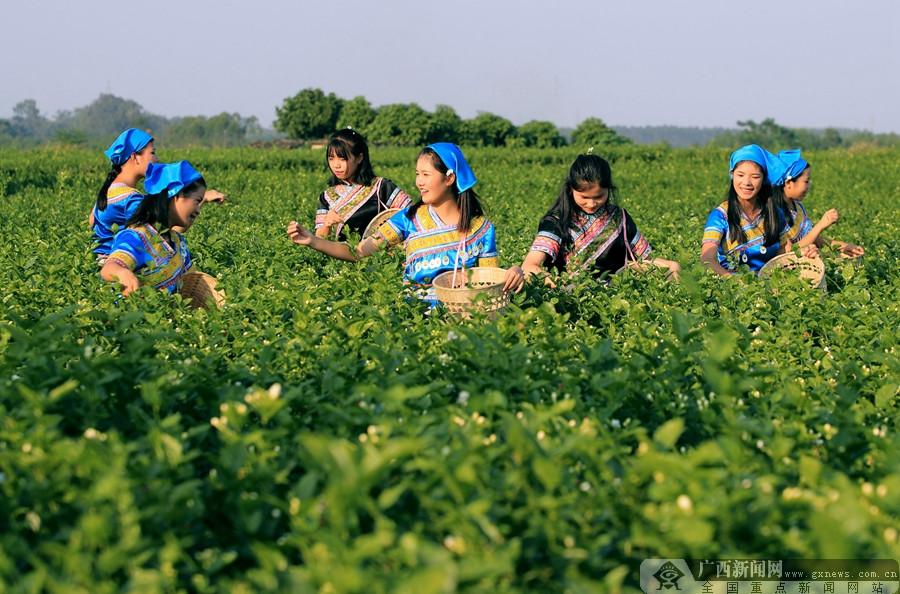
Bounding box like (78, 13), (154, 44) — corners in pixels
(288, 142), (525, 305)
(700, 144), (792, 275)
(100, 161), (207, 296)
(520, 152), (681, 285)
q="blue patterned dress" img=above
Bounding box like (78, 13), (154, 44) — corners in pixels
(92, 183), (144, 259)
(702, 202), (791, 273)
(375, 205), (499, 303)
(107, 224), (193, 294)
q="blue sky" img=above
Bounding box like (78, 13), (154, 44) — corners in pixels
(2, 0), (898, 132)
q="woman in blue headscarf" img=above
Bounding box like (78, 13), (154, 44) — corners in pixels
(701, 144), (793, 275)
(91, 128), (158, 264)
(90, 129), (227, 265)
(287, 143), (525, 304)
(101, 161), (206, 296)
(772, 149), (864, 257)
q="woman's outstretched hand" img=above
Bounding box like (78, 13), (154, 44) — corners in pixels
(503, 266), (525, 293)
(287, 221), (315, 246)
(840, 243), (865, 257)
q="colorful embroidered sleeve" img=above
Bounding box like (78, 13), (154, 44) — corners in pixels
(702, 205), (728, 247)
(107, 228), (149, 271)
(379, 179), (413, 210)
(376, 207), (414, 248)
(786, 202), (813, 243)
(314, 191), (330, 230)
(530, 215), (563, 262)
(177, 232), (194, 274)
(623, 210), (652, 260)
(476, 222), (499, 267)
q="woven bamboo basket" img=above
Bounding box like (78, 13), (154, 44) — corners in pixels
(362, 208), (401, 239)
(758, 253), (826, 291)
(179, 271), (226, 310)
(432, 267), (510, 317)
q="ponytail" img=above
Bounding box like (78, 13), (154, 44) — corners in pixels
(96, 165), (121, 211)
(456, 188), (484, 234)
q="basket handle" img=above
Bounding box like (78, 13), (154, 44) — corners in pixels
(451, 232), (468, 288)
(621, 208), (637, 267)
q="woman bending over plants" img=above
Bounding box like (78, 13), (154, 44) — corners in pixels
(520, 152), (681, 286)
(288, 142), (524, 305)
(101, 161), (206, 296)
(91, 128), (226, 265)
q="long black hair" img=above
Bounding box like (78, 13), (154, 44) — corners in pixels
(769, 163), (811, 230)
(125, 178), (206, 229)
(542, 153), (619, 249)
(326, 128), (375, 186)
(405, 147), (484, 234)
(95, 165), (122, 211)
(725, 161), (780, 246)
(95, 139), (154, 211)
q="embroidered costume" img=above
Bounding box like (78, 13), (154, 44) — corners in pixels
(702, 202), (791, 272)
(316, 178), (411, 236)
(785, 201), (814, 243)
(107, 224), (193, 294)
(375, 205), (499, 303)
(92, 184), (144, 257)
(529, 203), (651, 278)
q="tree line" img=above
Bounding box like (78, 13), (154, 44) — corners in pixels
(2, 90), (898, 150)
(0, 95), (263, 149)
(273, 88), (631, 149)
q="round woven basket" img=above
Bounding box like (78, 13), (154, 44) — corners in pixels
(758, 253), (826, 291)
(179, 271), (226, 310)
(362, 208), (401, 239)
(432, 267), (510, 317)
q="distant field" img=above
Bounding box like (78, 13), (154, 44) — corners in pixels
(1, 145), (899, 592)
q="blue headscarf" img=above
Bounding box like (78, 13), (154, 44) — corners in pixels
(774, 149), (809, 186)
(144, 161), (203, 198)
(729, 144), (785, 186)
(104, 128), (153, 166)
(426, 142), (477, 192)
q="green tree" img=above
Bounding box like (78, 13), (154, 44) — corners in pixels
(709, 118), (799, 150)
(511, 120), (566, 148)
(460, 112), (516, 147)
(53, 128), (88, 146)
(368, 103), (432, 145)
(571, 117), (632, 149)
(275, 88), (344, 140)
(68, 94), (166, 138)
(11, 100), (50, 138)
(426, 105), (462, 144)
(821, 128), (843, 149)
(336, 96), (376, 135)
(165, 113), (248, 147)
